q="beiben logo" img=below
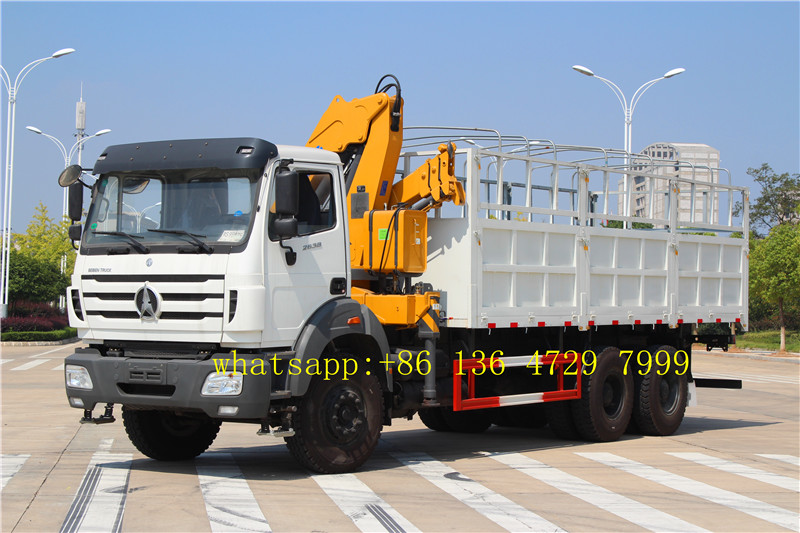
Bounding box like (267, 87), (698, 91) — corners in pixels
(134, 282), (161, 321)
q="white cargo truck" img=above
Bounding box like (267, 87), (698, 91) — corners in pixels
(61, 76), (748, 473)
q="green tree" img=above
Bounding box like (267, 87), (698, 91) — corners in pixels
(735, 164), (800, 236)
(13, 202), (76, 276)
(749, 223), (800, 351)
(7, 250), (69, 303)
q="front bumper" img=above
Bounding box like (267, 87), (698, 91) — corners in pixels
(64, 348), (271, 419)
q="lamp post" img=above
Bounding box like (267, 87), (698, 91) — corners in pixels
(0, 48), (75, 318)
(572, 64), (684, 219)
(571, 65), (685, 156)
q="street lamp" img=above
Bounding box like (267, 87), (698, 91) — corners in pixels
(0, 48), (75, 318)
(572, 64), (684, 220)
(25, 126), (109, 311)
(571, 64), (685, 156)
(26, 126), (111, 216)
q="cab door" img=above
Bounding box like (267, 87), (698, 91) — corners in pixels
(264, 162), (348, 345)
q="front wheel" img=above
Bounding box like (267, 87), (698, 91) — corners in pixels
(122, 408), (221, 461)
(285, 356), (383, 473)
(571, 346), (633, 442)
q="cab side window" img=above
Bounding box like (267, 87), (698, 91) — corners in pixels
(269, 170), (336, 239)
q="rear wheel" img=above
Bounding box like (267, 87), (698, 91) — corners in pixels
(418, 406), (492, 433)
(122, 408), (221, 461)
(571, 346), (633, 441)
(285, 356), (383, 473)
(633, 345), (688, 436)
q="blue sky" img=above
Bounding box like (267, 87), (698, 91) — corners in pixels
(1, 1), (798, 232)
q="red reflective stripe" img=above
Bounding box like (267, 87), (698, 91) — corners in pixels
(736, 318), (741, 322)
(657, 319), (663, 324)
(716, 318), (722, 323)
(634, 320), (641, 325)
(564, 321), (571, 327)
(697, 319), (703, 324)
(538, 322), (546, 327)
(488, 323), (496, 329)
(678, 319), (684, 324)
(612, 320), (619, 325)
(588, 320), (595, 326)
(510, 322), (518, 328)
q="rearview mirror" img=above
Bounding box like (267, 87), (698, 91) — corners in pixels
(68, 183), (83, 222)
(58, 165), (83, 187)
(275, 168), (299, 216)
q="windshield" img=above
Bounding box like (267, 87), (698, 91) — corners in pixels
(84, 170), (260, 251)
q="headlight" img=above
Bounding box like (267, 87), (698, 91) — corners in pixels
(65, 365), (94, 390)
(201, 371), (243, 396)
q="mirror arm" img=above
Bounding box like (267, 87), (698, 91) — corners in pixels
(278, 238), (296, 266)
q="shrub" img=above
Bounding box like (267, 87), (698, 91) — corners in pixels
(1, 327), (77, 342)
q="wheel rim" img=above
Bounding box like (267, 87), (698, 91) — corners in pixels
(659, 374), (680, 414)
(323, 385), (367, 445)
(602, 374), (625, 418)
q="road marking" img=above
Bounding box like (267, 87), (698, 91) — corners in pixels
(757, 454), (800, 466)
(1, 454), (30, 491)
(579, 452), (800, 532)
(490, 452), (707, 532)
(29, 345), (73, 358)
(60, 441), (131, 533)
(53, 363), (65, 371)
(669, 452), (800, 492)
(391, 451), (563, 532)
(196, 452), (271, 532)
(0, 359), (10, 365)
(313, 473), (420, 533)
(11, 359), (51, 371)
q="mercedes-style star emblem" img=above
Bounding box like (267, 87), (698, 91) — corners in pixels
(134, 283), (161, 320)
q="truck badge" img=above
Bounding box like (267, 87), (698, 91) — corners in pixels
(135, 284), (161, 320)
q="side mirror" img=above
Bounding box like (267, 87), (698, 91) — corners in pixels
(68, 224), (83, 241)
(272, 217), (298, 239)
(58, 165), (83, 187)
(275, 168), (299, 216)
(68, 183), (83, 222)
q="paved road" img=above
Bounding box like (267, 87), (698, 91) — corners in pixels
(1, 343), (798, 532)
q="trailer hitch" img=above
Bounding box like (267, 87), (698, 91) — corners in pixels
(80, 403), (116, 424)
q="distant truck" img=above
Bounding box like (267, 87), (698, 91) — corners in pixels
(60, 75), (748, 472)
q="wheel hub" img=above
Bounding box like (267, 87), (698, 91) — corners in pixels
(324, 387), (367, 444)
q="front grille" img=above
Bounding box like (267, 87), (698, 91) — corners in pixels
(129, 369), (163, 382)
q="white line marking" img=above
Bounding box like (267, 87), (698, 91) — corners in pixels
(11, 359), (51, 371)
(0, 359), (11, 365)
(53, 363), (65, 371)
(491, 452), (707, 532)
(313, 473), (421, 533)
(196, 453), (271, 532)
(98, 439), (114, 452)
(757, 454), (800, 467)
(1, 454), (31, 491)
(29, 345), (73, 358)
(391, 451), (563, 532)
(579, 452), (800, 532)
(60, 446), (132, 533)
(669, 452), (800, 492)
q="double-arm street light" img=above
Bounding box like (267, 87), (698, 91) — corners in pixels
(571, 65), (685, 157)
(26, 126), (111, 216)
(0, 47), (75, 318)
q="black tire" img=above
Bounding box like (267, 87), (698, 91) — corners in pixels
(418, 406), (492, 433)
(285, 357), (383, 473)
(571, 346), (633, 442)
(418, 407), (450, 431)
(122, 407), (221, 461)
(545, 400), (581, 440)
(633, 345), (688, 436)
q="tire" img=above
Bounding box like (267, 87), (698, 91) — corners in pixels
(122, 407), (221, 461)
(571, 346), (633, 442)
(545, 400), (581, 440)
(418, 407), (450, 431)
(418, 406), (492, 433)
(633, 345), (688, 436)
(285, 356), (383, 473)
